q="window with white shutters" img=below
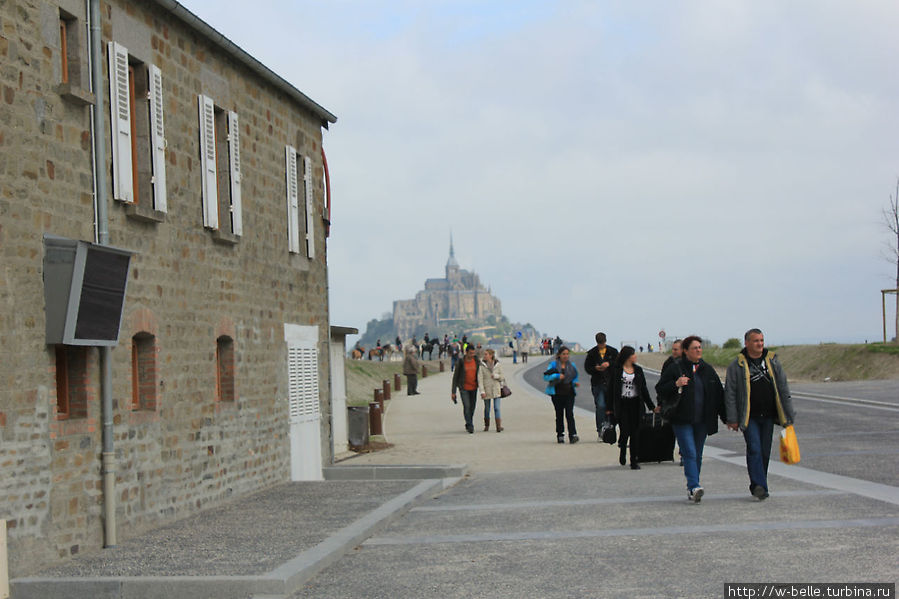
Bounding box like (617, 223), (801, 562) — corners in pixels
(286, 146), (300, 254)
(303, 155), (315, 259)
(287, 346), (319, 423)
(198, 94), (218, 229)
(108, 41), (132, 203)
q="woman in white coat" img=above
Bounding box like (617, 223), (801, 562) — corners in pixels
(478, 349), (506, 432)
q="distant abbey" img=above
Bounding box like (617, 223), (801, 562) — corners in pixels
(392, 239), (502, 339)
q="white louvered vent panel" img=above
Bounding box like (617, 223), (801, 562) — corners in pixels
(288, 346), (319, 424)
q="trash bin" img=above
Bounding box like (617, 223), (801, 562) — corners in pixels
(347, 405), (370, 449)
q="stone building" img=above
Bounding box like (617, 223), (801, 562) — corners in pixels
(0, 0), (338, 576)
(392, 239), (502, 339)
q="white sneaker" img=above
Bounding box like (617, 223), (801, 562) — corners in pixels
(689, 486), (704, 503)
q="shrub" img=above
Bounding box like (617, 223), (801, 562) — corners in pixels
(723, 338), (741, 349)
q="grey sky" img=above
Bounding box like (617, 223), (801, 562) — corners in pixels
(180, 0), (899, 347)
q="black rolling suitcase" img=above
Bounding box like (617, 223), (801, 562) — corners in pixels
(636, 413), (675, 463)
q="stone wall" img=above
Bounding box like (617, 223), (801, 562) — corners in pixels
(0, 0), (334, 576)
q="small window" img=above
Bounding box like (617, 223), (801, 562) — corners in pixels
(216, 336), (235, 402)
(285, 147), (313, 257)
(199, 95), (242, 237)
(131, 333), (158, 411)
(59, 11), (80, 86)
(55, 346), (89, 419)
(109, 42), (167, 213)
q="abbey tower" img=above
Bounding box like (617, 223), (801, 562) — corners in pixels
(392, 238), (502, 339)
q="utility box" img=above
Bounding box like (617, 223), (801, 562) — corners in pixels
(43, 235), (134, 346)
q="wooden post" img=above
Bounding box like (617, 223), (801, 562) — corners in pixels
(374, 388), (384, 413)
(369, 402), (383, 436)
(394, 373), (401, 391)
(421, 364), (428, 378)
(382, 379), (391, 401)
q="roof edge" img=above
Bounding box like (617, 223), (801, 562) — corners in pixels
(150, 0), (337, 127)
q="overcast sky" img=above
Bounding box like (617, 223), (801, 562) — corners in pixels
(180, 0), (899, 348)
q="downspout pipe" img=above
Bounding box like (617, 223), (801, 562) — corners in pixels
(88, 0), (116, 548)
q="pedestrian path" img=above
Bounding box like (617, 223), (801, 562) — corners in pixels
(343, 359), (622, 473)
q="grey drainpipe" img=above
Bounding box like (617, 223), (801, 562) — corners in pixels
(88, 0), (116, 548)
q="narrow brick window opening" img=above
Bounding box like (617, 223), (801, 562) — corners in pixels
(216, 336), (235, 402)
(58, 11), (80, 86)
(55, 346), (89, 419)
(131, 332), (158, 411)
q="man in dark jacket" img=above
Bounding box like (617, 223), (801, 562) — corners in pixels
(656, 335), (725, 503)
(661, 339), (683, 373)
(724, 329), (795, 501)
(583, 332), (619, 438)
(451, 345), (480, 433)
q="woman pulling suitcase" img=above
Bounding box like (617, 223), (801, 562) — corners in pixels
(610, 346), (659, 470)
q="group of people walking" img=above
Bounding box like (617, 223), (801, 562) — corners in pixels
(551, 329), (796, 503)
(450, 345), (507, 433)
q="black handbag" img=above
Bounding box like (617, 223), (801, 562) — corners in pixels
(600, 422), (617, 444)
(500, 385), (512, 398)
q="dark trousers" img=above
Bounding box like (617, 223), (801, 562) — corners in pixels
(743, 416), (774, 492)
(551, 393), (577, 437)
(459, 389), (478, 428)
(405, 374), (417, 395)
(617, 399), (642, 464)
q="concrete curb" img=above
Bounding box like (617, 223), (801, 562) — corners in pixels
(10, 477), (460, 599)
(323, 464), (468, 480)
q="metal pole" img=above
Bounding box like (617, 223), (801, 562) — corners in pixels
(88, 0), (116, 548)
(884, 290), (888, 344)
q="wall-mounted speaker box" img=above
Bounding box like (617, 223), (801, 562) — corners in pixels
(43, 235), (134, 346)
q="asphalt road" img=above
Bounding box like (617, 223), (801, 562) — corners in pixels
(293, 356), (898, 599)
(524, 354), (899, 487)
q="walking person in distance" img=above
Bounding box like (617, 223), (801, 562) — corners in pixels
(724, 329), (796, 500)
(610, 346), (658, 470)
(478, 349), (506, 432)
(451, 345), (480, 433)
(656, 335), (725, 503)
(584, 332), (619, 441)
(543, 346), (580, 444)
(402, 343), (420, 395)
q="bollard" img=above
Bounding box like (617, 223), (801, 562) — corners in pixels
(394, 373), (401, 391)
(439, 360), (445, 372)
(374, 388), (384, 413)
(369, 401), (383, 436)
(421, 364), (428, 378)
(382, 379), (391, 401)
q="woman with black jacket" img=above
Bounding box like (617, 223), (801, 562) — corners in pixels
(655, 335), (726, 503)
(610, 346), (658, 470)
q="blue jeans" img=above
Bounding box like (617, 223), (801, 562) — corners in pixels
(743, 417), (774, 492)
(484, 397), (501, 420)
(459, 389), (477, 428)
(592, 383), (608, 432)
(672, 422), (708, 490)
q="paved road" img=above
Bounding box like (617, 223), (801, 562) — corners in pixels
(295, 360), (898, 599)
(525, 355), (899, 487)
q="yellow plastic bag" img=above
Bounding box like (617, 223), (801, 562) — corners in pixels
(779, 425), (801, 465)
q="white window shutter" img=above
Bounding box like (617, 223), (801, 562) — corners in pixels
(303, 155), (315, 259)
(198, 94), (218, 229)
(108, 41), (133, 203)
(285, 146), (300, 254)
(227, 111), (242, 235)
(287, 345), (320, 424)
(147, 64), (167, 213)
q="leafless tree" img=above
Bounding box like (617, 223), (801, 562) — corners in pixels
(884, 178), (899, 342)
